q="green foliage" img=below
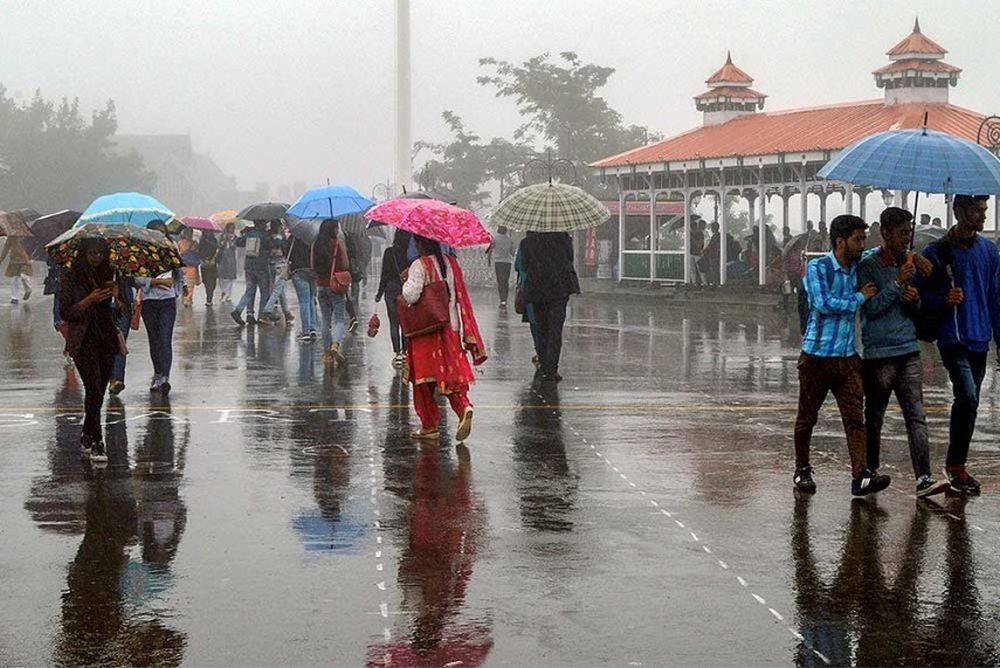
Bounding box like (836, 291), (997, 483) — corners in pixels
(0, 86), (155, 212)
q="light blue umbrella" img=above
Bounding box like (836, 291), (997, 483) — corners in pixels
(77, 192), (174, 228)
(287, 185), (374, 220)
(818, 128), (1000, 195)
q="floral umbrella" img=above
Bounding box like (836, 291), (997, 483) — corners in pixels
(363, 198), (491, 248)
(46, 223), (182, 277)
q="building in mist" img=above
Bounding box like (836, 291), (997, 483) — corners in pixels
(592, 20), (994, 287)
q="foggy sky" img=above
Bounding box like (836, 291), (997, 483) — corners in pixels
(3, 0), (999, 215)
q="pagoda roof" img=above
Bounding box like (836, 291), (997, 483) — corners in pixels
(887, 18), (947, 57)
(591, 101), (984, 168)
(874, 58), (961, 76)
(694, 86), (767, 101)
(706, 52), (754, 85)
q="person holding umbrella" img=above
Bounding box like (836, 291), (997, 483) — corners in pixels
(199, 229), (220, 306)
(216, 223), (238, 302)
(0, 233), (33, 304)
(312, 219), (351, 366)
(176, 227), (201, 308)
(135, 220), (183, 395)
(375, 229), (411, 366)
(231, 220), (273, 327)
(519, 232), (579, 382)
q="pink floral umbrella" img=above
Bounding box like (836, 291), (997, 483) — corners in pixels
(179, 216), (222, 232)
(363, 198), (492, 248)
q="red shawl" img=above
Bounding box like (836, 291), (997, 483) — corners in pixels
(447, 255), (487, 365)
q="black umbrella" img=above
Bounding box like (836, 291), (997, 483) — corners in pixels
(27, 210), (81, 259)
(913, 226), (946, 252)
(782, 231), (825, 257)
(238, 202), (289, 222)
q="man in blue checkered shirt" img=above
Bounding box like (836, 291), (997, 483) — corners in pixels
(792, 215), (891, 497)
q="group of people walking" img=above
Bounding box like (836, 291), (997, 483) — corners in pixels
(794, 196), (995, 498)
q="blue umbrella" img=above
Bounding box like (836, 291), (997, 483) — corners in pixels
(77, 192), (174, 228)
(287, 185), (374, 220)
(818, 128), (1000, 195)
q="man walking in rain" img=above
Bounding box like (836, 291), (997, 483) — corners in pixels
(858, 208), (948, 497)
(920, 194), (1000, 495)
(792, 214), (890, 496)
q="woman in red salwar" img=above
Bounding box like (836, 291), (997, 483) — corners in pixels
(401, 235), (487, 442)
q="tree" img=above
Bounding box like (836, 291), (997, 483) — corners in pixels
(0, 86), (154, 212)
(477, 51), (661, 192)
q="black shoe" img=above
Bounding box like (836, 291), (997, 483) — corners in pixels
(246, 314), (258, 326)
(80, 435), (93, 457)
(852, 468), (891, 496)
(89, 440), (108, 464)
(916, 475), (950, 498)
(160, 381), (171, 396)
(348, 318), (359, 334)
(793, 467), (817, 493)
(944, 468), (981, 496)
(231, 310), (245, 327)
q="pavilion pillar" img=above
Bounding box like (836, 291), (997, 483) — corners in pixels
(758, 186), (767, 287)
(819, 189), (828, 225)
(747, 192), (756, 231)
(945, 194), (953, 228)
(845, 184), (854, 215)
(858, 189), (867, 221)
(683, 187), (692, 284)
(719, 173), (728, 285)
(782, 190), (790, 237)
(648, 181), (656, 282)
(617, 187), (625, 283)
(799, 170), (808, 232)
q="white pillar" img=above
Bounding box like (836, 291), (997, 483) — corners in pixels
(617, 189), (625, 283)
(845, 184), (854, 215)
(649, 184), (656, 282)
(394, 0), (412, 195)
(945, 194), (953, 228)
(683, 189), (692, 284)
(758, 188), (767, 286)
(819, 190), (828, 225)
(799, 171), (808, 232)
(719, 186), (728, 285)
(858, 190), (867, 221)
(782, 191), (790, 237)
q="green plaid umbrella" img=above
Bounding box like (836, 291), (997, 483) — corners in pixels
(491, 183), (610, 232)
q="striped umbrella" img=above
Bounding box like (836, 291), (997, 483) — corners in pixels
(491, 183), (610, 232)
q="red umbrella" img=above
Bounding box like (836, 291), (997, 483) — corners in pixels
(364, 198), (492, 248)
(179, 216), (222, 232)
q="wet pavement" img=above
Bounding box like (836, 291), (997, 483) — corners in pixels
(1, 286), (999, 666)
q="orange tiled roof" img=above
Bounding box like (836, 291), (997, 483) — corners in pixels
(874, 58), (961, 75)
(694, 86), (766, 101)
(887, 19), (947, 56)
(591, 101), (985, 168)
(706, 52), (754, 85)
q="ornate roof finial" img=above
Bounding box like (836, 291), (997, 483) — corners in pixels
(725, 50), (733, 65)
(913, 16), (921, 33)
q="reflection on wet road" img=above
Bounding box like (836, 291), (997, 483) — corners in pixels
(1, 292), (998, 665)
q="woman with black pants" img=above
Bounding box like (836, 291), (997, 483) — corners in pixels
(375, 230), (411, 368)
(199, 230), (220, 306)
(519, 231), (580, 382)
(59, 239), (123, 464)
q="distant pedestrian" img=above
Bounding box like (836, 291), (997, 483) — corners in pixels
(343, 230), (370, 334)
(858, 207), (947, 497)
(487, 226), (515, 306)
(176, 228), (201, 308)
(199, 230), (219, 306)
(136, 220), (181, 395)
(689, 219), (705, 286)
(261, 221), (295, 326)
(231, 220), (273, 326)
(216, 223), (238, 302)
(1, 235), (33, 304)
(375, 229), (411, 367)
(920, 194), (998, 495)
(286, 235), (318, 341)
(519, 231), (580, 382)
(513, 242), (540, 367)
(401, 234), (486, 441)
(59, 238), (122, 463)
(792, 214), (890, 497)
(312, 218), (351, 367)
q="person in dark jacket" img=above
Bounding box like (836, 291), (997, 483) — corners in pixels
(231, 220), (273, 327)
(519, 231), (580, 382)
(375, 229), (411, 366)
(59, 238), (121, 463)
(199, 230), (219, 306)
(286, 234), (317, 340)
(108, 271), (135, 396)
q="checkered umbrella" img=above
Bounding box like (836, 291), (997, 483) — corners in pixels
(491, 183), (610, 232)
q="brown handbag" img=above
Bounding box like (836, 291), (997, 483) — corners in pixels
(397, 257), (450, 337)
(328, 241), (352, 296)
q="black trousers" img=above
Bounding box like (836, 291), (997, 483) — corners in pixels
(495, 262), (512, 302)
(202, 264), (218, 303)
(73, 350), (115, 442)
(385, 292), (406, 354)
(532, 298), (568, 375)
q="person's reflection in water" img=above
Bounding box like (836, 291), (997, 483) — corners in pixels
(791, 496), (998, 666)
(371, 445), (491, 667)
(382, 375), (415, 501)
(512, 385), (577, 531)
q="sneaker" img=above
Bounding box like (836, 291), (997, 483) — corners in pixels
(160, 381), (171, 396)
(330, 342), (346, 364)
(309, 331), (318, 340)
(916, 475), (950, 498)
(231, 310), (245, 327)
(206, 301), (213, 307)
(348, 318), (359, 334)
(109, 380), (125, 396)
(455, 407), (474, 442)
(793, 467), (817, 493)
(499, 301), (507, 308)
(9, 299), (17, 305)
(297, 333), (312, 342)
(80, 435), (93, 457)
(944, 468), (981, 496)
(89, 441), (108, 464)
(541, 372), (562, 382)
(852, 468), (891, 496)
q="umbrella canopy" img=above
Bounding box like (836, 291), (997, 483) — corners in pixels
(818, 128), (1000, 195)
(491, 183), (610, 232)
(285, 215), (322, 245)
(782, 231), (826, 257)
(13, 208), (40, 222)
(913, 225), (947, 251)
(363, 198), (492, 248)
(47, 223), (182, 277)
(179, 216), (222, 232)
(237, 202), (289, 222)
(26, 210), (81, 259)
(77, 192), (174, 228)
(287, 185), (374, 220)
(0, 211), (33, 237)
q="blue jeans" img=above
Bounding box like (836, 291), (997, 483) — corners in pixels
(939, 345), (988, 467)
(291, 271), (318, 334)
(112, 309), (132, 383)
(263, 277), (289, 316)
(141, 298), (176, 382)
(235, 266), (271, 317)
(317, 286), (347, 349)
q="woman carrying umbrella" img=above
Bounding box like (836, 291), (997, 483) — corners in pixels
(375, 229), (411, 367)
(199, 230), (220, 306)
(1, 234), (33, 304)
(216, 223), (238, 302)
(59, 238), (123, 463)
(176, 228), (201, 308)
(402, 234), (486, 442)
(312, 219), (351, 366)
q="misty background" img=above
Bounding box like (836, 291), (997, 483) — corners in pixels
(2, 0), (999, 222)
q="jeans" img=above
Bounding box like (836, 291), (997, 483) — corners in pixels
(793, 353), (867, 477)
(495, 262), (511, 302)
(383, 290), (406, 353)
(939, 345), (988, 467)
(291, 271), (318, 334)
(235, 266), (271, 317)
(112, 309), (132, 383)
(317, 286), (347, 349)
(141, 298), (176, 383)
(263, 276), (289, 316)
(862, 352), (930, 478)
(346, 279), (359, 323)
(218, 278), (235, 299)
(72, 349), (114, 442)
(533, 297), (568, 375)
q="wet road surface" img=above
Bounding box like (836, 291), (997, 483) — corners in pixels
(1, 288), (999, 666)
